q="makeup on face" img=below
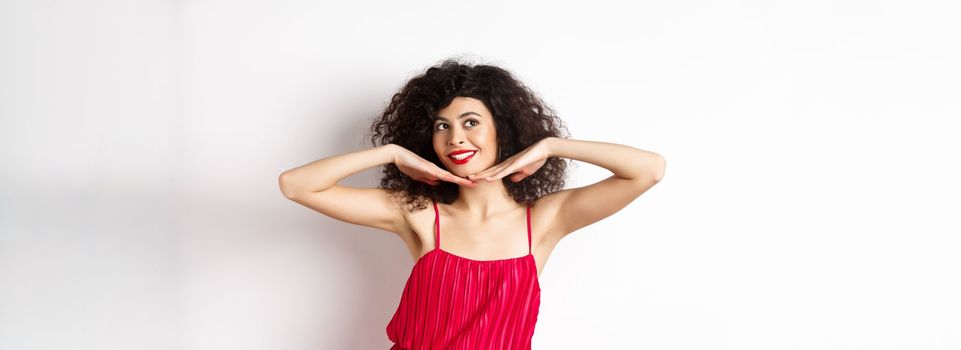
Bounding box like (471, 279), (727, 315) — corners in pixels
(435, 111), (483, 166)
(447, 149), (477, 165)
(433, 98), (497, 171)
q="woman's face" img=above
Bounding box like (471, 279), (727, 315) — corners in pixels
(432, 96), (498, 177)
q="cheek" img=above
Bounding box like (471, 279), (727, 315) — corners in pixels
(481, 135), (498, 162)
(478, 128), (495, 145)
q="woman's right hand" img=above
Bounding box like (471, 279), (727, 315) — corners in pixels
(392, 145), (475, 187)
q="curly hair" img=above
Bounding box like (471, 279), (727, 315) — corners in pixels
(367, 57), (573, 212)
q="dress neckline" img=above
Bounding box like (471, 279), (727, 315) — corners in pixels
(414, 248), (533, 264)
(434, 248), (533, 263)
(412, 249), (541, 288)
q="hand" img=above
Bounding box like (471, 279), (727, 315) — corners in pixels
(467, 138), (552, 183)
(393, 146), (476, 187)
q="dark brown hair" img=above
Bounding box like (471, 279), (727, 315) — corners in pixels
(367, 57), (572, 212)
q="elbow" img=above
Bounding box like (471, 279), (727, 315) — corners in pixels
(278, 172), (299, 199)
(651, 155), (666, 182)
(636, 153), (666, 184)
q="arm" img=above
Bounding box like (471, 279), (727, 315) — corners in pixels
(542, 137), (666, 238)
(279, 144), (398, 196)
(278, 144), (406, 234)
(547, 137), (665, 182)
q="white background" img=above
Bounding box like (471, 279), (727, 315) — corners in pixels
(1, 0), (959, 349)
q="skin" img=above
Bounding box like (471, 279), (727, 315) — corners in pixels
(431, 97), (522, 218)
(427, 97), (544, 268)
(279, 96), (667, 278)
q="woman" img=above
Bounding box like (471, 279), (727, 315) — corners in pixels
(278, 58), (666, 349)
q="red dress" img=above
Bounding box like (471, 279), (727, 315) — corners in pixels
(386, 199), (541, 349)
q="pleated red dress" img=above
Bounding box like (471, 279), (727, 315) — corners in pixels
(386, 199), (541, 349)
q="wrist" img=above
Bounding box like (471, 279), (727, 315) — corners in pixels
(543, 137), (559, 157)
(383, 143), (401, 164)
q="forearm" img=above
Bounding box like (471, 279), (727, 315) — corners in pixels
(546, 137), (665, 182)
(278, 144), (399, 197)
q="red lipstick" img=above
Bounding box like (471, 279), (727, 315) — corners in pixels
(447, 150), (477, 165)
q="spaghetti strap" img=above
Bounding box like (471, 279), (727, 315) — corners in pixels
(386, 200), (541, 348)
(526, 204), (532, 255)
(432, 199), (440, 251)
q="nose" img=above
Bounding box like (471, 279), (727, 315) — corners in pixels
(448, 129), (465, 146)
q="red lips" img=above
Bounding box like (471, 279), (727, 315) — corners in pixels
(447, 150), (477, 165)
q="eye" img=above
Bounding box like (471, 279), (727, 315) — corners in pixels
(434, 119), (477, 131)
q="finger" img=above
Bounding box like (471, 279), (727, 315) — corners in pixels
(490, 156), (534, 181)
(476, 163), (509, 181)
(467, 168), (490, 180)
(451, 175), (475, 187)
(484, 171), (504, 181)
(429, 166), (460, 183)
(439, 171), (474, 187)
(433, 172), (455, 184)
(420, 172), (442, 186)
(473, 171), (494, 181)
(467, 172), (488, 181)
(470, 159), (509, 179)
(488, 165), (517, 181)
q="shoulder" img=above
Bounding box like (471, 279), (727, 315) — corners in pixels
(529, 191), (570, 246)
(395, 196), (436, 252)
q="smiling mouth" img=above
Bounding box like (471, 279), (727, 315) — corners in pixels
(448, 151), (477, 164)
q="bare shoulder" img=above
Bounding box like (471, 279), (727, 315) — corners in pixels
(529, 192), (569, 247)
(533, 173), (662, 244)
(394, 197), (436, 259)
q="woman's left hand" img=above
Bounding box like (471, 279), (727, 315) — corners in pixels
(467, 138), (553, 183)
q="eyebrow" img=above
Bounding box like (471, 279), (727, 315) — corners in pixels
(434, 111), (482, 122)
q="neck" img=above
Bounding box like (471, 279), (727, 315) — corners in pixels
(449, 180), (521, 218)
